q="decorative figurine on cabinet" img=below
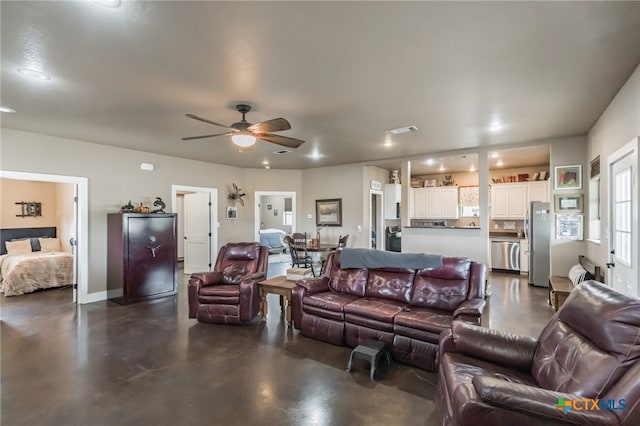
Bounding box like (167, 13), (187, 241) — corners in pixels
(152, 197), (166, 214)
(120, 201), (135, 213)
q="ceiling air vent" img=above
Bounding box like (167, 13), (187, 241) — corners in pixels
(389, 125), (418, 135)
(273, 149), (292, 155)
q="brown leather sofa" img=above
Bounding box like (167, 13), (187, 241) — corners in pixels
(188, 242), (268, 324)
(437, 280), (640, 426)
(291, 249), (487, 371)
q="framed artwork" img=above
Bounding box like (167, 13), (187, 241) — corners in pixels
(316, 198), (342, 226)
(556, 214), (583, 240)
(555, 165), (582, 190)
(267, 204), (272, 210)
(226, 206), (237, 220)
(554, 194), (584, 213)
(274, 209), (278, 216)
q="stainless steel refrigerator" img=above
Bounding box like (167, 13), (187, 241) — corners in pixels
(526, 201), (550, 287)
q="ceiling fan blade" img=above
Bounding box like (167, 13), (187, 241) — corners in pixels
(247, 118), (291, 133)
(182, 132), (233, 141)
(257, 133), (306, 149)
(186, 114), (235, 130)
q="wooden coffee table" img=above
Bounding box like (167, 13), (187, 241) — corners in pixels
(257, 276), (298, 326)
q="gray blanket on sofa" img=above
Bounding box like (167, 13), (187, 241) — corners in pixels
(339, 248), (443, 270)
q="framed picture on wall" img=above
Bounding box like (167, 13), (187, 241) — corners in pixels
(316, 198), (342, 226)
(226, 206), (237, 220)
(555, 165), (582, 190)
(556, 214), (583, 240)
(554, 194), (584, 213)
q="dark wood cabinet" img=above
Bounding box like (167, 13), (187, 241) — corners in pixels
(107, 213), (177, 304)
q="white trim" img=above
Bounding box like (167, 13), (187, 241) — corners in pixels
(0, 170), (90, 304)
(171, 185), (219, 267)
(83, 290), (109, 304)
(606, 136), (640, 296)
(254, 191), (297, 242)
(369, 189), (384, 250)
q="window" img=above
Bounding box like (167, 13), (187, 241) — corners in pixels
(283, 197), (293, 226)
(588, 157), (601, 242)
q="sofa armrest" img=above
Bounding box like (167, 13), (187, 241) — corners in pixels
(295, 276), (330, 294)
(472, 376), (618, 425)
(238, 273), (264, 322)
(190, 271), (223, 287)
(450, 321), (538, 371)
(453, 298), (486, 321)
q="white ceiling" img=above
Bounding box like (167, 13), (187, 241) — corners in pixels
(1, 1), (639, 170)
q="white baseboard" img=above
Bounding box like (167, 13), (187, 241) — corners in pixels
(80, 290), (108, 304)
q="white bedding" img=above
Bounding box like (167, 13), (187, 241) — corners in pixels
(0, 251), (73, 296)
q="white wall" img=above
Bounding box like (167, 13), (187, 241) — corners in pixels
(55, 182), (75, 253)
(587, 64), (640, 273)
(0, 128), (278, 295)
(301, 164), (364, 247)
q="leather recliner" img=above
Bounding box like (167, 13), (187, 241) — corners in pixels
(188, 242), (268, 324)
(437, 280), (640, 426)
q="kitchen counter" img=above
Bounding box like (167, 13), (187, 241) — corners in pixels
(490, 231), (525, 239)
(404, 226), (480, 229)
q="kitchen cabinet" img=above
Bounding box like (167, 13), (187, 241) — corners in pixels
(384, 183), (401, 219)
(491, 181), (550, 219)
(491, 184), (527, 219)
(410, 187), (459, 219)
(527, 181), (550, 203)
(520, 238), (529, 274)
(107, 213), (178, 304)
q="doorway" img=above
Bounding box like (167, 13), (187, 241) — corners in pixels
(0, 170), (88, 303)
(171, 185), (218, 275)
(607, 137), (639, 298)
(370, 190), (384, 250)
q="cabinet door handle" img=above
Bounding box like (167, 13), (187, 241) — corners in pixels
(146, 245), (161, 257)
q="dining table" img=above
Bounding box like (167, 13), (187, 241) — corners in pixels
(304, 243), (337, 271)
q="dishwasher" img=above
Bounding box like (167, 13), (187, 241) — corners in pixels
(491, 239), (520, 272)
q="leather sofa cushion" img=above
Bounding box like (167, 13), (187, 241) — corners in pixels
(220, 260), (257, 284)
(329, 268), (368, 296)
(394, 307), (454, 335)
(225, 242), (260, 260)
(411, 258), (470, 310)
(364, 268), (415, 304)
(345, 313), (395, 332)
(532, 280), (640, 397)
(344, 297), (406, 323)
(394, 324), (440, 343)
(198, 284), (240, 304)
(304, 292), (359, 314)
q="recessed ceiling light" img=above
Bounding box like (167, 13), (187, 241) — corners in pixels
(17, 68), (51, 81)
(488, 121), (505, 133)
(265, 165), (271, 170)
(0, 106), (16, 113)
(262, 159), (270, 165)
(309, 152), (322, 160)
(389, 125), (418, 135)
(383, 137), (393, 147)
(469, 165), (476, 172)
(439, 165), (445, 172)
(273, 149), (291, 155)
(424, 158), (436, 166)
(92, 0), (121, 7)
(490, 152), (500, 158)
(496, 160), (504, 167)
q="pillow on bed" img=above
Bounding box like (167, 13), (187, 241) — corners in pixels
(39, 237), (61, 252)
(5, 239), (33, 255)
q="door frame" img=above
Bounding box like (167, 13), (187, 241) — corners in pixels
(254, 191), (297, 242)
(607, 137), (639, 296)
(369, 189), (384, 250)
(171, 185), (218, 269)
(0, 170), (89, 303)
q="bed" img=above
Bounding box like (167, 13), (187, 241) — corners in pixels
(0, 227), (73, 296)
(259, 228), (287, 254)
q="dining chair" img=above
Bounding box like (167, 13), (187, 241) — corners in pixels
(284, 234), (316, 276)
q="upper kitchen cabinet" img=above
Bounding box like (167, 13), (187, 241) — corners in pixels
(489, 145), (551, 219)
(410, 186), (459, 219)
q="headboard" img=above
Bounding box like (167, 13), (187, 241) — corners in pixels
(1, 227), (57, 255)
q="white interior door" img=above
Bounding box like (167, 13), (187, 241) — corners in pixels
(184, 192), (211, 274)
(71, 184), (78, 303)
(608, 139), (639, 298)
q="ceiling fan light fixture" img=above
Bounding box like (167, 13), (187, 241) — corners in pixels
(231, 133), (257, 147)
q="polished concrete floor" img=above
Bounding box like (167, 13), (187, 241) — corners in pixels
(1, 262), (554, 426)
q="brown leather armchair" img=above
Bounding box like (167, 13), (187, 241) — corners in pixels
(437, 280), (640, 426)
(188, 242), (268, 324)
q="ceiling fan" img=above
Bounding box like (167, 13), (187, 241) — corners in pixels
(182, 104), (305, 149)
